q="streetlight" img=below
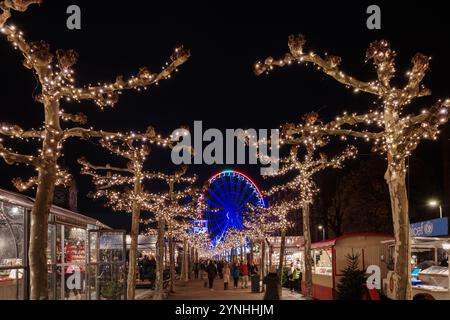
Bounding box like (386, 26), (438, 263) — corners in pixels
(428, 199), (443, 219)
(318, 225), (325, 241)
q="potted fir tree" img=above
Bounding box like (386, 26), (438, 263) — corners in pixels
(101, 281), (123, 300)
(336, 253), (366, 300)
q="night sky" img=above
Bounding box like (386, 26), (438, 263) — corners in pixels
(0, 1), (449, 230)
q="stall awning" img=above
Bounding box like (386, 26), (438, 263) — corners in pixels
(0, 188), (111, 229)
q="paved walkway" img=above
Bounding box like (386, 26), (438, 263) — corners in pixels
(136, 278), (305, 300)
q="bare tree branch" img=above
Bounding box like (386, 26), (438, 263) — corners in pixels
(0, 0), (41, 27)
(60, 112), (87, 124)
(0, 123), (42, 138)
(0, 143), (39, 165)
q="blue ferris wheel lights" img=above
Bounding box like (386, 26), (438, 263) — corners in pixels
(202, 169), (265, 246)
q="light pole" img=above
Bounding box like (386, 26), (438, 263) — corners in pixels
(428, 199), (443, 219)
(318, 225), (325, 241)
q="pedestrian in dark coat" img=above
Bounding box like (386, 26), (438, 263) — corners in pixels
(206, 261), (218, 290)
(263, 266), (281, 300)
(231, 263), (240, 289)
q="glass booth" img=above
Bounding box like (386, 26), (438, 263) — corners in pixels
(0, 188), (124, 300)
(87, 230), (127, 300)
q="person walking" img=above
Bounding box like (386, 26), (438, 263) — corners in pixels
(206, 260), (217, 291)
(288, 263), (295, 292)
(217, 261), (224, 279)
(199, 260), (206, 280)
(249, 261), (258, 275)
(263, 265), (280, 300)
(239, 261), (249, 289)
(193, 261), (200, 279)
(231, 262), (240, 289)
(149, 255), (157, 288)
(223, 263), (231, 290)
(293, 265), (301, 292)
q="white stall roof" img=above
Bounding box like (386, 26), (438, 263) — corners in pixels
(0, 188), (111, 229)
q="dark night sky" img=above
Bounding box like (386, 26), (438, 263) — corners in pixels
(0, 1), (449, 230)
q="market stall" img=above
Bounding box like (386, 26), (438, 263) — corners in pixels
(299, 233), (393, 299)
(382, 237), (450, 300)
(0, 188), (121, 300)
(267, 236), (303, 268)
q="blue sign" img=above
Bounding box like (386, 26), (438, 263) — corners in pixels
(410, 218), (448, 237)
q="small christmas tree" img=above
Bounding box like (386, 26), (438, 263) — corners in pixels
(336, 253), (366, 300)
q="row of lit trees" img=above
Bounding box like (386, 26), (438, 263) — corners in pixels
(255, 34), (450, 299)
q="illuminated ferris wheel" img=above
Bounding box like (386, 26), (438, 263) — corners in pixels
(201, 170), (265, 246)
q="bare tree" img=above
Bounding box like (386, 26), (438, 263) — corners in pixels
(78, 130), (174, 299)
(264, 128), (356, 299)
(255, 34), (450, 299)
(141, 167), (196, 300)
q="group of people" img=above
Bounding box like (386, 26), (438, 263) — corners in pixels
(194, 260), (260, 291)
(135, 255), (300, 300)
(137, 255), (157, 286)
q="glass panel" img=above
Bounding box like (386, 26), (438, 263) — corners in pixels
(47, 264), (56, 300)
(0, 203), (25, 268)
(56, 225), (63, 264)
(86, 231), (126, 300)
(64, 227), (86, 265)
(0, 268), (24, 300)
(89, 232), (98, 264)
(47, 224), (56, 300)
(47, 224), (55, 264)
(314, 248), (333, 275)
(62, 226), (87, 300)
(99, 232), (124, 262)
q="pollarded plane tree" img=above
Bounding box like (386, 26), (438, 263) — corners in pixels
(0, 1), (189, 300)
(264, 130), (357, 299)
(244, 205), (278, 281)
(188, 230), (214, 260)
(77, 129), (174, 300)
(255, 34), (450, 299)
(165, 214), (196, 291)
(142, 198), (198, 291)
(153, 190), (199, 292)
(266, 197), (298, 290)
(141, 168), (197, 300)
(221, 228), (248, 262)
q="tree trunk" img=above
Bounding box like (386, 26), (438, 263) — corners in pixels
(260, 239), (266, 292)
(279, 229), (286, 292)
(268, 245), (273, 267)
(188, 244), (192, 280)
(181, 239), (189, 282)
(29, 98), (61, 300)
(169, 236), (175, 293)
(250, 240), (254, 263)
(126, 178), (141, 300)
(303, 203), (313, 299)
(385, 159), (411, 300)
(153, 218), (165, 300)
(29, 162), (57, 300)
